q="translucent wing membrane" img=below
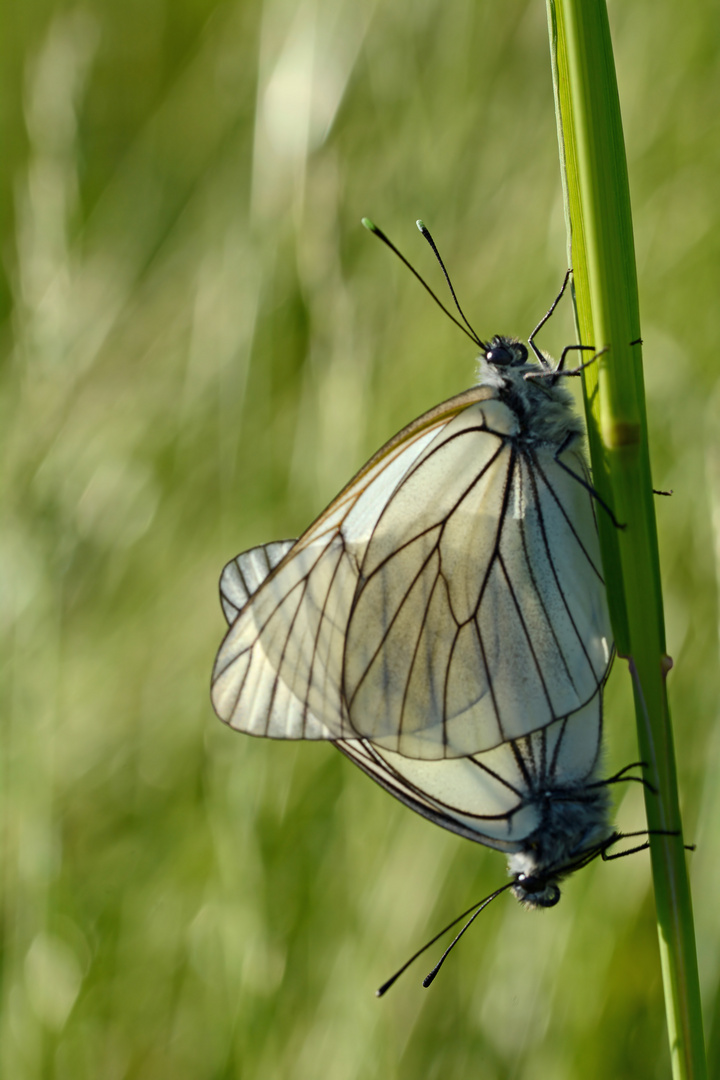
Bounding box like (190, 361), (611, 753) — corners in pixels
(212, 387), (612, 759)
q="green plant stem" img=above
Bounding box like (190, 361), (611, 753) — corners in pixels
(546, 2), (706, 1078)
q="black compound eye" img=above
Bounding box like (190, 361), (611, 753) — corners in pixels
(516, 875), (561, 908)
(485, 345), (514, 366)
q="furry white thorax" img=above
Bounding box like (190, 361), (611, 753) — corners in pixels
(507, 780), (612, 908)
(476, 335), (585, 447)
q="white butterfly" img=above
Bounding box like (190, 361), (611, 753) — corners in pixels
(211, 319), (616, 907)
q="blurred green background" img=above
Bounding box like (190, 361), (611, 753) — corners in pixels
(2, 1), (719, 1077)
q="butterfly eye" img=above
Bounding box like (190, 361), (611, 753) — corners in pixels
(485, 341), (528, 366)
(485, 344), (513, 366)
(514, 875), (561, 908)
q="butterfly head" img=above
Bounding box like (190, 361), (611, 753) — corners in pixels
(511, 872), (562, 909)
(483, 336), (529, 368)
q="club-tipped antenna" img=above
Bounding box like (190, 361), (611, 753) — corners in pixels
(362, 218), (486, 348)
(421, 884), (511, 989)
(376, 881), (513, 997)
(416, 220), (483, 346)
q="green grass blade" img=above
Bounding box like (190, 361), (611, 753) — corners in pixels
(546, 2), (706, 1077)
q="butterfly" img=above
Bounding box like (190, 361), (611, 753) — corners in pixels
(211, 222), (616, 919)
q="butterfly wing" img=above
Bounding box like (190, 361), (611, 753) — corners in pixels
(211, 387), (612, 757)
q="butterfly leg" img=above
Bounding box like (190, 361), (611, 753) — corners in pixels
(601, 829), (693, 861)
(586, 761), (658, 795)
(552, 434), (625, 529)
(528, 269), (573, 365)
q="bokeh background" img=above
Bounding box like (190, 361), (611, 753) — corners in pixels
(2, 1), (719, 1077)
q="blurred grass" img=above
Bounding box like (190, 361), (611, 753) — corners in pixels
(1, 1), (719, 1077)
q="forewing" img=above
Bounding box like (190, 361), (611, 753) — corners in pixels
(211, 388), (497, 742)
(343, 399), (514, 756)
(341, 410), (612, 758)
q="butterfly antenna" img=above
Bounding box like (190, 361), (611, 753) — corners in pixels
(421, 885), (510, 988)
(416, 220), (483, 346)
(376, 882), (512, 997)
(362, 218), (486, 348)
